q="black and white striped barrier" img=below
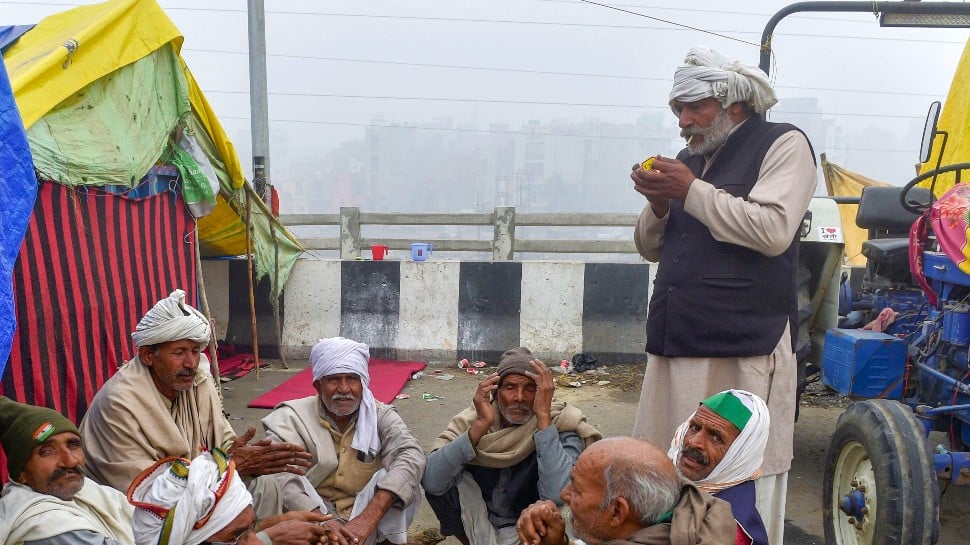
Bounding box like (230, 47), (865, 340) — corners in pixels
(204, 258), (654, 365)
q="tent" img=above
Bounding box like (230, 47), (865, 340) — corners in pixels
(0, 0), (302, 424)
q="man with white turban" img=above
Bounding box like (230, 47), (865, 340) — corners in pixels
(630, 46), (817, 545)
(129, 450), (329, 545)
(250, 337), (426, 545)
(80, 289), (312, 492)
(669, 390), (770, 545)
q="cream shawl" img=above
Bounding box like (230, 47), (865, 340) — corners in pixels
(602, 483), (736, 545)
(432, 399), (601, 468)
(0, 478), (134, 545)
(260, 396), (340, 489)
(79, 355), (236, 492)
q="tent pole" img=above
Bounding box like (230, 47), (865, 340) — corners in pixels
(194, 224), (222, 393)
(245, 188), (261, 379)
(269, 215), (288, 369)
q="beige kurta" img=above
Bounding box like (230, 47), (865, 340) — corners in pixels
(0, 478), (134, 545)
(254, 396), (425, 520)
(632, 126), (817, 477)
(79, 356), (236, 492)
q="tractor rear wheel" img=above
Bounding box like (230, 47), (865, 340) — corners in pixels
(823, 399), (938, 545)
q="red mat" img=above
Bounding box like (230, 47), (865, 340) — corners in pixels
(247, 358), (426, 409)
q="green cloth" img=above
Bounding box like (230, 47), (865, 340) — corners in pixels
(26, 43), (189, 188)
(169, 140), (216, 209)
(0, 396), (79, 479)
(700, 391), (751, 432)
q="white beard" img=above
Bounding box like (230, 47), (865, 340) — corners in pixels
(682, 108), (736, 156)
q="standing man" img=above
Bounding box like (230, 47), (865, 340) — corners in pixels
(80, 289), (311, 492)
(251, 337), (426, 545)
(630, 46), (817, 545)
(0, 396), (134, 545)
(423, 347), (601, 545)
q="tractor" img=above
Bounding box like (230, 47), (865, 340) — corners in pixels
(819, 101), (970, 545)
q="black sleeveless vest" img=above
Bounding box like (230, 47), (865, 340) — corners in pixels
(646, 115), (809, 357)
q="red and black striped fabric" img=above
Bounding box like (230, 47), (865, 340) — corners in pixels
(1, 180), (198, 424)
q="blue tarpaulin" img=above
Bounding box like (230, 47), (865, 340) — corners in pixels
(0, 25), (33, 54)
(0, 53), (36, 376)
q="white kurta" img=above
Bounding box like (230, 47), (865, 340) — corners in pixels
(0, 478), (134, 545)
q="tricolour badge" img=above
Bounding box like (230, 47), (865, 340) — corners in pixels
(32, 422), (55, 442)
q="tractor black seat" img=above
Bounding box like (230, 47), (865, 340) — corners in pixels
(861, 238), (910, 263)
(856, 186), (930, 234)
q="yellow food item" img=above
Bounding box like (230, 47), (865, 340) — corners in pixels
(641, 157), (655, 170)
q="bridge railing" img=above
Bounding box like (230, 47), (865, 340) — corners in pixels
(280, 206), (640, 260)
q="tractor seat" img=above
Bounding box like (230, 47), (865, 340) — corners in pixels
(856, 186), (930, 235)
(861, 238), (910, 263)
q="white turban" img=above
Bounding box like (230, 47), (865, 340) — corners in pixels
(668, 389), (770, 493)
(128, 450), (252, 545)
(310, 337), (381, 457)
(131, 289), (210, 347)
(668, 46), (777, 114)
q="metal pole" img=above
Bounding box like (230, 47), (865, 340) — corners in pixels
(248, 0), (270, 199)
(760, 2), (970, 76)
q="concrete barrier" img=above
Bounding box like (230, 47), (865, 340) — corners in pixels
(203, 257), (653, 365)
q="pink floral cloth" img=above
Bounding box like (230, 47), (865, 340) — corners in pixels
(909, 184), (970, 307)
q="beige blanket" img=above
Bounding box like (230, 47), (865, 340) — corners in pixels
(603, 483), (736, 545)
(432, 399), (601, 468)
(80, 355), (236, 491)
(0, 478), (134, 545)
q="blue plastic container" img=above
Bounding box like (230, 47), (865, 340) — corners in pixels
(411, 242), (432, 262)
(821, 328), (906, 399)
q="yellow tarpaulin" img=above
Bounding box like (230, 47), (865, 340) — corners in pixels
(3, 0), (303, 294)
(3, 0), (181, 131)
(821, 153), (890, 266)
(919, 38), (970, 196)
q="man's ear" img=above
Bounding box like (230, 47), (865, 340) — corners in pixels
(609, 497), (633, 527)
(727, 101), (751, 123)
(139, 345), (156, 366)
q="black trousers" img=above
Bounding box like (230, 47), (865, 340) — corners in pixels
(424, 486), (467, 537)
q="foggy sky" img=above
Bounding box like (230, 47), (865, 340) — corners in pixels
(6, 0), (969, 214)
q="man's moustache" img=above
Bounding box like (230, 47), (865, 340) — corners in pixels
(331, 394), (357, 401)
(681, 447), (709, 466)
(50, 466), (83, 481)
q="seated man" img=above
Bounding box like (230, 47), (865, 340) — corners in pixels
(251, 337), (426, 545)
(80, 289), (311, 492)
(0, 396), (134, 545)
(423, 347), (602, 545)
(668, 390), (770, 545)
(129, 450), (329, 545)
(516, 437), (736, 545)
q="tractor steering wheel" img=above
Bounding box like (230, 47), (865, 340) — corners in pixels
(899, 163), (970, 215)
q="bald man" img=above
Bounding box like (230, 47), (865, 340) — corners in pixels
(516, 437), (736, 545)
